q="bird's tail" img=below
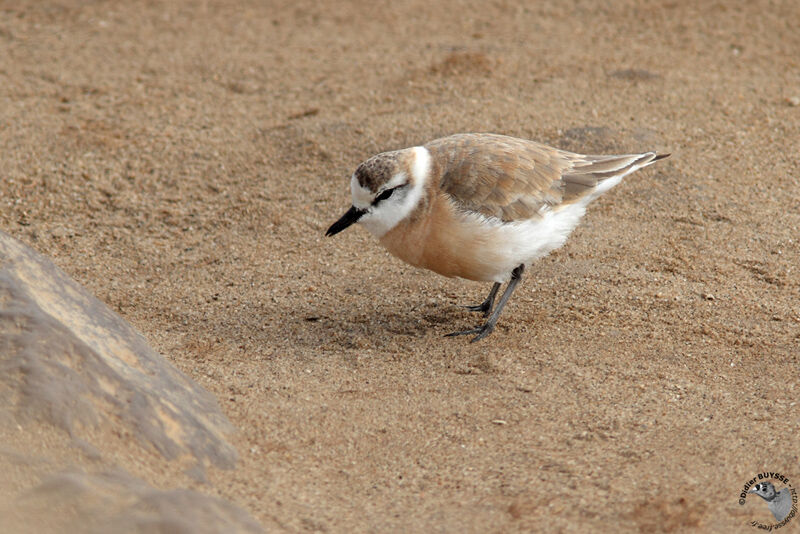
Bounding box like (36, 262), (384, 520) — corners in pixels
(562, 152), (670, 203)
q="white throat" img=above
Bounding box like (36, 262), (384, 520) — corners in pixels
(352, 146), (431, 238)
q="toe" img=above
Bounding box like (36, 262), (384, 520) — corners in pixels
(445, 327), (482, 338)
(469, 325), (494, 343)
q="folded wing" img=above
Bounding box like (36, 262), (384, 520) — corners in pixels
(425, 133), (667, 222)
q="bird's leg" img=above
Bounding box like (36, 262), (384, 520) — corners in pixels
(463, 282), (501, 317)
(446, 264), (525, 342)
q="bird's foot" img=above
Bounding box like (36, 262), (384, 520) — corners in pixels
(445, 323), (495, 343)
(461, 283), (500, 318)
(462, 301), (491, 317)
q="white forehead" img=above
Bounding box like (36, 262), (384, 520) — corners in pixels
(350, 174), (372, 209)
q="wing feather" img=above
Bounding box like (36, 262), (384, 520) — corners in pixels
(424, 134), (662, 221)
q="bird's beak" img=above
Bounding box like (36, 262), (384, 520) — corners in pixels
(326, 206), (365, 236)
(748, 487), (757, 494)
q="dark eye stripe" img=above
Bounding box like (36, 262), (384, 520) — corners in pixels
(373, 186), (398, 204)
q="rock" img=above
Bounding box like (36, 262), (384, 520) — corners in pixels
(2, 466), (263, 534)
(0, 231), (237, 469)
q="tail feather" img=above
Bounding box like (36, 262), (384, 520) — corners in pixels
(562, 151), (669, 203)
(572, 153), (651, 173)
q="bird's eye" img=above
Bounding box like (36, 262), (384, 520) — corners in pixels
(374, 187), (397, 204)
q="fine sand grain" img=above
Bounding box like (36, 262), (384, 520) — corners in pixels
(1, 1), (798, 531)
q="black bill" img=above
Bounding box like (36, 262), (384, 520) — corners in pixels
(325, 206), (366, 237)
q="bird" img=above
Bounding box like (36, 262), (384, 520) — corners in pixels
(749, 482), (793, 522)
(326, 133), (669, 342)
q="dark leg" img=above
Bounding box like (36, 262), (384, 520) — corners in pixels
(446, 264), (525, 342)
(463, 282), (501, 317)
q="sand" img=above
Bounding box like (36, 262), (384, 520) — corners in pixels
(1, 0), (798, 531)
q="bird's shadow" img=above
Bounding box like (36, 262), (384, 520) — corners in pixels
(255, 292), (483, 352)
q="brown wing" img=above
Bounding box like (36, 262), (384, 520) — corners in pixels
(424, 133), (660, 222)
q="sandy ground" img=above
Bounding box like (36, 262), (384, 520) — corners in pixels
(1, 0), (799, 531)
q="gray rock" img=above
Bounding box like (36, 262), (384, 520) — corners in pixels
(3, 467), (263, 534)
(0, 231), (237, 469)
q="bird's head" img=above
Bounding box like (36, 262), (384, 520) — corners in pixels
(749, 482), (777, 501)
(326, 146), (431, 238)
